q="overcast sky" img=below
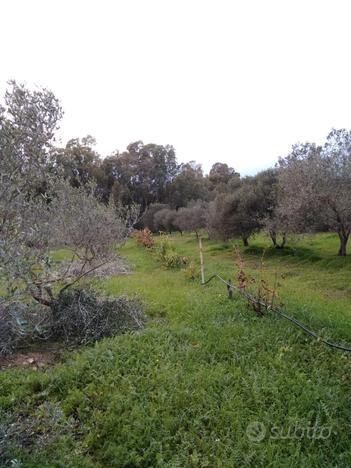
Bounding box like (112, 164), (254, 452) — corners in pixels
(1, 0), (351, 174)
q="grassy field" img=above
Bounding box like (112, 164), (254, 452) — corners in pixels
(1, 233), (351, 467)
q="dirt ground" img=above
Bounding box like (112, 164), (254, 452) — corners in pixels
(0, 348), (62, 370)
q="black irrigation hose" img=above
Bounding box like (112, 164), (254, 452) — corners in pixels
(202, 274), (351, 353)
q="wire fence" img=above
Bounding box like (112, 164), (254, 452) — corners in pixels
(202, 273), (351, 353)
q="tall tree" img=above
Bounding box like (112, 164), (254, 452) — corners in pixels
(100, 142), (178, 210)
(175, 200), (208, 238)
(278, 132), (351, 256)
(154, 208), (179, 234)
(0, 82), (130, 310)
(208, 179), (263, 246)
(141, 203), (170, 232)
(167, 162), (209, 208)
(253, 169), (287, 248)
(208, 162), (240, 193)
(54, 135), (101, 188)
(0, 81), (63, 290)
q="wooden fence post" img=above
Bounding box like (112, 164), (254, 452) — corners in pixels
(227, 279), (233, 299)
(199, 236), (205, 284)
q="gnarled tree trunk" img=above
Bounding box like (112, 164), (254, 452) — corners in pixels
(270, 230), (287, 249)
(279, 233), (287, 249)
(338, 231), (349, 256)
(276, 232), (287, 249)
(269, 230), (277, 247)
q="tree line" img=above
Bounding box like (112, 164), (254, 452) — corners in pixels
(2, 81), (351, 259)
(52, 137), (239, 210)
(139, 135), (351, 256)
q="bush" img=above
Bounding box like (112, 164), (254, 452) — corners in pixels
(174, 200), (208, 237)
(162, 251), (188, 269)
(141, 203), (169, 232)
(155, 233), (171, 260)
(153, 208), (180, 234)
(155, 234), (188, 269)
(0, 289), (146, 355)
(0, 303), (51, 355)
(51, 289), (146, 345)
(134, 228), (154, 248)
(183, 261), (200, 281)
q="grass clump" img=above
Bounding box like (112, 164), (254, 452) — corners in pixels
(133, 230), (188, 269)
(183, 261), (200, 281)
(154, 233), (188, 269)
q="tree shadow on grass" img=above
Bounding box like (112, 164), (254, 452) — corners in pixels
(243, 244), (351, 271)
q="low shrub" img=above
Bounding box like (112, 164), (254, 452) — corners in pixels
(0, 289), (146, 355)
(154, 233), (171, 258)
(51, 288), (146, 345)
(134, 228), (154, 248)
(134, 232), (188, 269)
(163, 251), (188, 269)
(0, 302), (51, 355)
(155, 234), (188, 269)
(234, 247), (283, 315)
(183, 261), (200, 281)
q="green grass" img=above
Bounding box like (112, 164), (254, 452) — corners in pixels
(1, 233), (351, 467)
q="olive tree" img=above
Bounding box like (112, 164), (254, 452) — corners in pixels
(208, 181), (262, 246)
(1, 177), (130, 310)
(175, 200), (208, 238)
(27, 181), (129, 308)
(141, 203), (169, 232)
(153, 208), (179, 234)
(0, 81), (62, 302)
(278, 131), (351, 256)
(253, 169), (288, 248)
(0, 82), (131, 309)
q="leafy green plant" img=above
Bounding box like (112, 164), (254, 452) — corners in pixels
(163, 251), (188, 269)
(155, 233), (171, 258)
(183, 261), (200, 281)
(155, 234), (188, 269)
